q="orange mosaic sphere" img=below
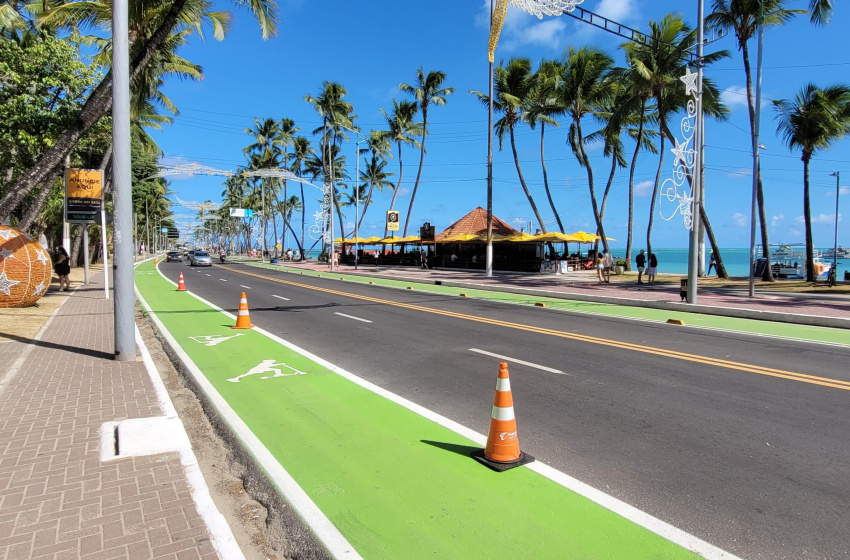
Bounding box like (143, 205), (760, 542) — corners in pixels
(0, 225), (53, 308)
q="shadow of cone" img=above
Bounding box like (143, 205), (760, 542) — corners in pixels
(232, 292), (254, 329)
(473, 361), (534, 472)
(177, 272), (187, 292)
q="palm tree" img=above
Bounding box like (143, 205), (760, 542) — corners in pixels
(378, 99), (421, 237)
(624, 14), (730, 270)
(0, 0), (277, 221)
(706, 0), (807, 280)
(244, 119), (282, 256)
(471, 58), (548, 236)
(773, 83), (850, 281)
(557, 47), (616, 252)
(275, 118), (299, 257)
(399, 68), (453, 236)
(358, 152), (395, 231)
(288, 136), (315, 258)
(524, 59), (566, 234)
(305, 82), (356, 243)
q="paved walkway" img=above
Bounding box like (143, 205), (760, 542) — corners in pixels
(262, 260), (849, 321)
(0, 274), (232, 560)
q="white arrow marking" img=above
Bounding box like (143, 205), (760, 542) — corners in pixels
(468, 348), (566, 375)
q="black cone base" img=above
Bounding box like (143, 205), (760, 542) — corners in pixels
(472, 449), (535, 472)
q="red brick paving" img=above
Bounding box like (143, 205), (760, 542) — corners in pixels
(0, 276), (221, 560)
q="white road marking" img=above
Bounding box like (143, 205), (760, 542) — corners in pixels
(239, 285), (252, 290)
(205, 274), (211, 277)
(334, 312), (372, 323)
(468, 348), (566, 375)
(272, 295), (290, 301)
(220, 279), (227, 282)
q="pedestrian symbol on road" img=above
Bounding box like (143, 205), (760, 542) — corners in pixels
(227, 359), (307, 383)
(189, 334), (244, 347)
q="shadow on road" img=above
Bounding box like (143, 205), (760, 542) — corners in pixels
(421, 439), (480, 459)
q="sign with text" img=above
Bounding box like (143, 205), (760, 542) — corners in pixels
(65, 169), (103, 224)
(229, 208), (254, 218)
(420, 222), (434, 242)
(386, 210), (400, 232)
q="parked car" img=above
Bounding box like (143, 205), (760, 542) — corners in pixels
(166, 251), (181, 262)
(191, 251), (212, 267)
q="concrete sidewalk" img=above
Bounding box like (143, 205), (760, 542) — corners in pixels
(261, 259), (849, 327)
(0, 274), (238, 560)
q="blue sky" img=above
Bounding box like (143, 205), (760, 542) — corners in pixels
(154, 0), (849, 249)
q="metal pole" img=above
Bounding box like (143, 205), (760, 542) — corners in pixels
(748, 1), (764, 297)
(485, 0), (494, 277)
(355, 141), (359, 270)
(111, 0), (133, 358)
(686, 0), (704, 304)
(145, 199), (150, 258)
(83, 226), (90, 284)
(262, 183), (267, 262)
(832, 171), (840, 276)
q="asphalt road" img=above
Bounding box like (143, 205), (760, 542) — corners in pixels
(162, 261), (850, 560)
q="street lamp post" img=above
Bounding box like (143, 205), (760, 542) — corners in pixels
(748, 0), (765, 297)
(830, 171), (841, 279)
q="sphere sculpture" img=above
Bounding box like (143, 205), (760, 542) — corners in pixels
(0, 225), (53, 308)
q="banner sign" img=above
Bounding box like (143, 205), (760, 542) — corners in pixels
(386, 210), (400, 232)
(65, 169), (103, 224)
(229, 208), (254, 218)
(420, 222), (435, 242)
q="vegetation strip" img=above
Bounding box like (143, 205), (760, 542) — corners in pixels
(135, 260), (713, 559)
(224, 265), (850, 393)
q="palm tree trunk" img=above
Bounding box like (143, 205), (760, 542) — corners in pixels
(575, 121), (604, 250)
(358, 183), (375, 231)
(285, 220), (303, 257)
(626, 100), (647, 271)
(699, 204), (728, 278)
(385, 141), (404, 237)
(803, 155), (815, 282)
(741, 43), (773, 281)
(540, 123), (565, 233)
(647, 133), (665, 257)
(17, 164), (63, 232)
(595, 154), (619, 255)
(509, 125), (547, 234)
(403, 108), (428, 237)
(300, 182), (306, 259)
(0, 0), (191, 221)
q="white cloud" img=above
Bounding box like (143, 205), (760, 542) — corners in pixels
(841, 186), (850, 195)
(731, 212), (746, 227)
(796, 213), (837, 224)
(397, 187), (410, 197)
(594, 0), (637, 21)
(771, 214), (784, 227)
(720, 85), (749, 110)
(634, 180), (653, 198)
(789, 228), (802, 237)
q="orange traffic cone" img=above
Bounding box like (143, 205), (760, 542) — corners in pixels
(232, 292), (253, 329)
(473, 362), (534, 471)
(177, 272), (187, 291)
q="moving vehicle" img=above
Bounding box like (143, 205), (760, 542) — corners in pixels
(191, 251), (212, 267)
(185, 250), (195, 263)
(166, 251), (181, 262)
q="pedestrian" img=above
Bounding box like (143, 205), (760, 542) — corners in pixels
(707, 251), (716, 275)
(596, 252), (605, 284)
(54, 247), (71, 291)
(636, 249), (646, 284)
(420, 249), (428, 269)
(602, 249), (613, 283)
(647, 253), (658, 284)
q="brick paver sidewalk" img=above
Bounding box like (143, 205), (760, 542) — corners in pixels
(0, 274), (231, 560)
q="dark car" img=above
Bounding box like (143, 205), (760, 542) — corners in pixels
(166, 251), (181, 262)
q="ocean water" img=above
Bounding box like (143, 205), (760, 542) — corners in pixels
(306, 247), (847, 278)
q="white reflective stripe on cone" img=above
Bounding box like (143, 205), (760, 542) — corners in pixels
(491, 406), (515, 421)
(495, 378), (511, 392)
(238, 310), (249, 316)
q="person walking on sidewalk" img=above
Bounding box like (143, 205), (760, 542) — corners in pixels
(54, 247), (71, 291)
(636, 249), (646, 284)
(596, 252), (605, 283)
(602, 249), (613, 283)
(647, 253), (658, 285)
(707, 251), (716, 275)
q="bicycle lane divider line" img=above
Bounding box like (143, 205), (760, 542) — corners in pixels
(247, 262), (850, 348)
(219, 265), (850, 392)
(137, 259), (736, 560)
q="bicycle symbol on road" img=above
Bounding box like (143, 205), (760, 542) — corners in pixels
(227, 359), (307, 383)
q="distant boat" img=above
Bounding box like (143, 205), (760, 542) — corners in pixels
(754, 243), (832, 278)
(822, 246), (850, 259)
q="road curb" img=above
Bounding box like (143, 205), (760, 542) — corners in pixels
(271, 264), (850, 331)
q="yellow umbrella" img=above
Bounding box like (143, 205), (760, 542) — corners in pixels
(393, 235), (421, 243)
(495, 232), (540, 242)
(533, 232), (583, 243)
(568, 231), (599, 243)
(359, 236), (383, 244)
(440, 233), (483, 242)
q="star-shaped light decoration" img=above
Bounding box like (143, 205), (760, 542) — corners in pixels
(670, 138), (690, 168)
(313, 210), (324, 221)
(32, 281), (46, 296)
(0, 270), (21, 296)
(0, 228), (14, 240)
(0, 247), (12, 261)
(35, 248), (49, 265)
(680, 67), (698, 97)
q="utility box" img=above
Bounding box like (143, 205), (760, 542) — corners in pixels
(680, 278), (687, 301)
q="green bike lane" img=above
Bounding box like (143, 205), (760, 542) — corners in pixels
(239, 261), (849, 346)
(135, 260), (731, 560)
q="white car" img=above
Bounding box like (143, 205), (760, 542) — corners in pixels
(191, 251), (212, 266)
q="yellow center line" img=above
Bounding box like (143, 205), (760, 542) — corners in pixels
(229, 266), (850, 392)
